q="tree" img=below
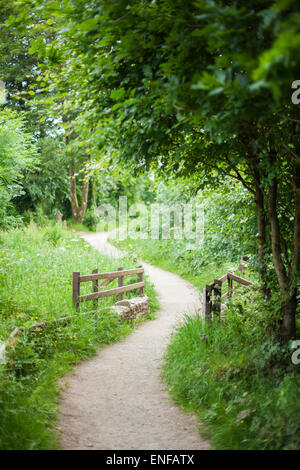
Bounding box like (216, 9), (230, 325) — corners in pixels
(0, 108), (38, 228)
(15, 135), (71, 217)
(0, 3), (74, 221)
(69, 156), (89, 223)
(15, 0), (300, 341)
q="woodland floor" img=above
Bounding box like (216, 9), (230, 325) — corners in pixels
(58, 232), (210, 450)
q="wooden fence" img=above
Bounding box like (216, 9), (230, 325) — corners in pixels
(73, 265), (145, 311)
(203, 272), (254, 319)
(1, 265), (145, 364)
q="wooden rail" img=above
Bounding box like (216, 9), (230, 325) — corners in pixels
(203, 272), (254, 319)
(73, 265), (145, 311)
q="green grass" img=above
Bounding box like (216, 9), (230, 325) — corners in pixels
(0, 224), (159, 449)
(163, 289), (300, 450)
(110, 237), (234, 291)
(66, 218), (94, 232)
(67, 218), (117, 233)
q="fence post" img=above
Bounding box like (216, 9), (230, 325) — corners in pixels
(57, 210), (63, 226)
(138, 265), (144, 295)
(73, 271), (80, 311)
(118, 267), (124, 301)
(228, 275), (233, 297)
(92, 268), (99, 310)
(203, 285), (211, 319)
(213, 279), (222, 317)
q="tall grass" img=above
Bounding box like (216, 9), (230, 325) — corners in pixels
(0, 224), (158, 449)
(163, 289), (300, 450)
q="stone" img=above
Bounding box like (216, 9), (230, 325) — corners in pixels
(113, 296), (150, 322)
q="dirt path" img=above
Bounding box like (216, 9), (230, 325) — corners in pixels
(58, 232), (210, 450)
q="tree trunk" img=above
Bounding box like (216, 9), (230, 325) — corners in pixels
(268, 178), (296, 343)
(248, 157), (271, 298)
(292, 162), (300, 285)
(92, 177), (97, 208)
(69, 159), (89, 223)
(280, 291), (297, 343)
(254, 178), (270, 298)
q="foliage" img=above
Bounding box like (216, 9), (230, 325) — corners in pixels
(111, 179), (257, 289)
(43, 223), (63, 246)
(15, 136), (70, 218)
(156, 178), (257, 264)
(0, 109), (38, 229)
(0, 3), (42, 115)
(111, 236), (233, 293)
(83, 207), (99, 231)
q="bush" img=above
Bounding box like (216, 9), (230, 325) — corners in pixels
(43, 224), (63, 246)
(34, 206), (49, 227)
(83, 208), (99, 231)
(0, 109), (37, 230)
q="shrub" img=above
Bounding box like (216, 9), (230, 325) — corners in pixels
(83, 208), (99, 231)
(43, 224), (63, 246)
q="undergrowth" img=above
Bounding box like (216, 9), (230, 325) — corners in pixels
(163, 288), (300, 450)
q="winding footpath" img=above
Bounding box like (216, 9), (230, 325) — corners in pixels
(58, 232), (210, 450)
